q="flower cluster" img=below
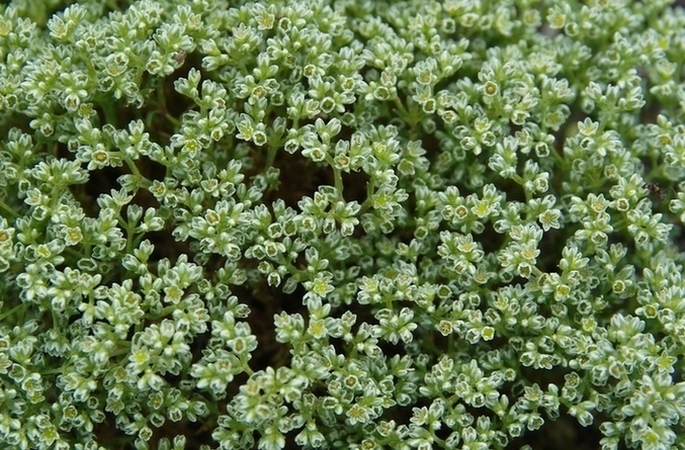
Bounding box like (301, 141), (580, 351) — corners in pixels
(1, 0), (685, 449)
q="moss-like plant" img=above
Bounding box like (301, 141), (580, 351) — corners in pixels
(1, 0), (684, 449)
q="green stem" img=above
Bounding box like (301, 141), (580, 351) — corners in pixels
(266, 144), (278, 169)
(101, 102), (118, 128)
(0, 302), (30, 322)
(333, 167), (344, 199)
(0, 199), (19, 218)
(551, 145), (568, 171)
(123, 157), (144, 182)
(393, 97), (412, 124)
(359, 179), (376, 213)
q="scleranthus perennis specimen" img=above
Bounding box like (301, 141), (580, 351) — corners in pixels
(1, 0), (685, 449)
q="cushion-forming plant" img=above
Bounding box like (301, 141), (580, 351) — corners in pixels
(0, 0), (684, 449)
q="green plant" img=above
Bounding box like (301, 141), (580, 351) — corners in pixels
(1, 0), (685, 449)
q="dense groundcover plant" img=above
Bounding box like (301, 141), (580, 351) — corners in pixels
(1, 0), (685, 448)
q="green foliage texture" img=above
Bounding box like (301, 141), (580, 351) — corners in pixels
(1, 0), (685, 449)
